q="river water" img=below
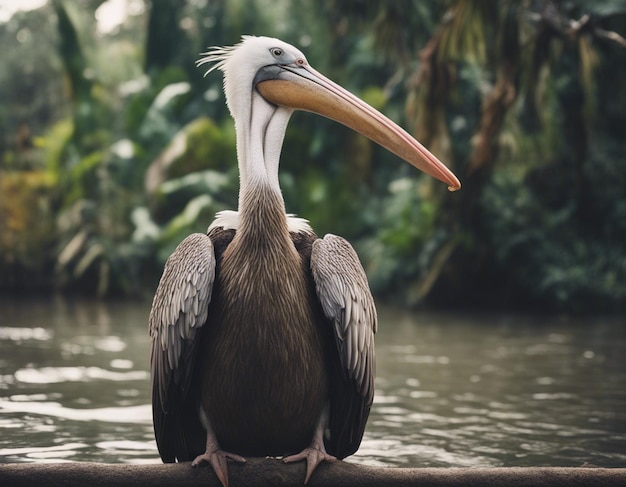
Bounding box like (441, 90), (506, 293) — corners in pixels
(0, 296), (624, 467)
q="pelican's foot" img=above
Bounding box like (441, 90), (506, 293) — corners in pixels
(283, 446), (336, 484)
(191, 449), (246, 487)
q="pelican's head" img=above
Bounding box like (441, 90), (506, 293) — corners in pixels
(198, 36), (305, 122)
(198, 36), (461, 191)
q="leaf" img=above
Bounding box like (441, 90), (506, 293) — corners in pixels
(57, 230), (89, 267)
(159, 170), (228, 196)
(73, 242), (105, 279)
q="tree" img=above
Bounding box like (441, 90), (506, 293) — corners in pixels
(396, 0), (626, 310)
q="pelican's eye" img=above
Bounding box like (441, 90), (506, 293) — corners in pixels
(270, 48), (283, 58)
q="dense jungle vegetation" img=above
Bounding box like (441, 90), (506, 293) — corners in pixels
(1, 0), (625, 313)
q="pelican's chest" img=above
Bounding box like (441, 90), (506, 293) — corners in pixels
(224, 243), (309, 328)
(204, 219), (325, 367)
(200, 225), (328, 453)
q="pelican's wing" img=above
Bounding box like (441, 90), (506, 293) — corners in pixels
(310, 234), (377, 458)
(149, 232), (215, 462)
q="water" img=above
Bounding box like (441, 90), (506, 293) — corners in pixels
(0, 297), (624, 467)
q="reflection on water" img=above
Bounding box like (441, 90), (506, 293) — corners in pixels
(0, 296), (625, 467)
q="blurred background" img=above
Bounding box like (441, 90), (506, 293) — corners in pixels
(1, 0), (625, 313)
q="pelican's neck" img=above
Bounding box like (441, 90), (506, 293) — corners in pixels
(235, 93), (293, 231)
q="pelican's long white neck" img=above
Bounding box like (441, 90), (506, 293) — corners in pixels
(234, 90), (293, 226)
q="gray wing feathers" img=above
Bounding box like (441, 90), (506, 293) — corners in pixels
(149, 233), (215, 409)
(311, 234), (377, 404)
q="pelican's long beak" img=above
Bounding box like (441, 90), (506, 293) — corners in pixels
(256, 63), (461, 191)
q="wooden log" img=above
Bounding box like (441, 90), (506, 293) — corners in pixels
(1, 459), (625, 487)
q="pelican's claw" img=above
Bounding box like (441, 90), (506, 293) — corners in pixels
(192, 449), (246, 487)
(283, 446), (336, 484)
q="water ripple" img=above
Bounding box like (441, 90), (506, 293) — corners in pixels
(0, 399), (152, 423)
(0, 327), (52, 341)
(94, 439), (158, 459)
(14, 366), (149, 384)
(0, 442), (88, 457)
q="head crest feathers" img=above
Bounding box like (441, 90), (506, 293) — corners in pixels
(196, 35), (255, 77)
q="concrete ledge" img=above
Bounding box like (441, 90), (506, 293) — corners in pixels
(1, 459), (625, 486)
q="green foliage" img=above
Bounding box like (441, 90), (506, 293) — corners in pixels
(362, 177), (438, 292)
(0, 170), (56, 290)
(168, 117), (236, 176)
(483, 160), (626, 312)
(0, 0), (624, 313)
(41, 119), (74, 180)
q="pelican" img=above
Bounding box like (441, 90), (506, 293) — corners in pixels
(149, 36), (460, 486)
